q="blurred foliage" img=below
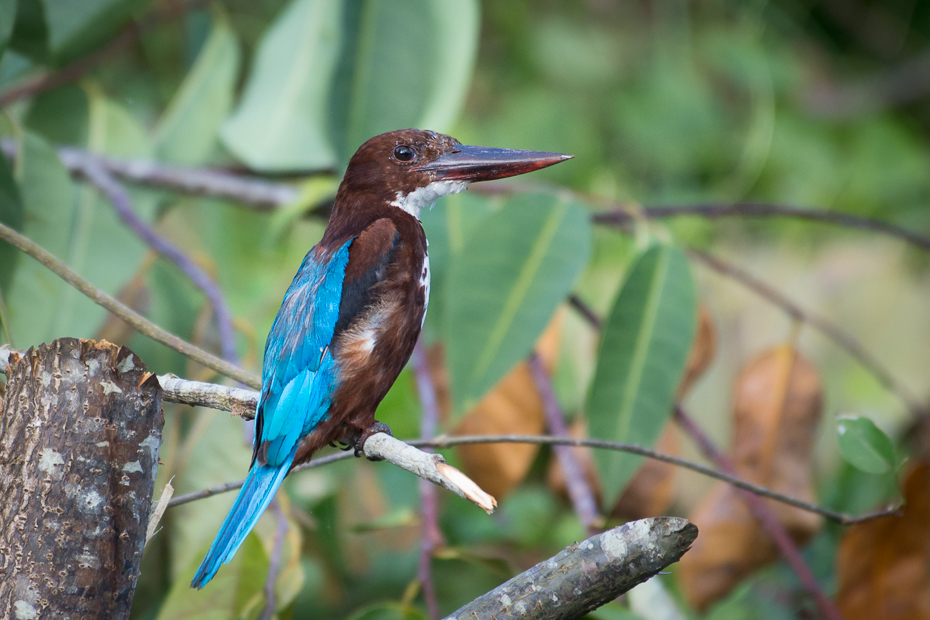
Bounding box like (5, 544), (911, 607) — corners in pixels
(1, 0), (930, 618)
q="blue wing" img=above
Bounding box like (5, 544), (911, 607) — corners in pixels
(191, 239), (352, 589)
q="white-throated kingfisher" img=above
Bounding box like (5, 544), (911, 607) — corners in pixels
(191, 129), (571, 588)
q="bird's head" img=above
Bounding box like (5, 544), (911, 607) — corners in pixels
(336, 129), (572, 219)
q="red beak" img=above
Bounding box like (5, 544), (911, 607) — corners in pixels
(415, 144), (572, 182)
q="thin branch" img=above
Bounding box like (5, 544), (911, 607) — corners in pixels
(77, 158), (238, 365)
(593, 203), (930, 253)
(0, 139), (300, 210)
(0, 222), (259, 388)
(528, 353), (601, 533)
(0, 344), (904, 527)
(445, 517), (698, 620)
(689, 248), (927, 417)
(0, 0), (211, 106)
(673, 406), (844, 620)
(412, 342), (442, 620)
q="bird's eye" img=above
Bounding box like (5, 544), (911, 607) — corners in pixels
(393, 145), (417, 162)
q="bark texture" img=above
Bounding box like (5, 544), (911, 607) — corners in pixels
(0, 338), (163, 620)
(445, 517), (698, 620)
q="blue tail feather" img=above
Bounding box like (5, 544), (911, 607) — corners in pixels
(190, 451), (295, 589)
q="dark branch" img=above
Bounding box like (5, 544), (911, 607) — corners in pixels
(0, 222), (259, 388)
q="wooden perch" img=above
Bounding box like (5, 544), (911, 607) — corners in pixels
(446, 517), (698, 620)
(0, 338), (163, 620)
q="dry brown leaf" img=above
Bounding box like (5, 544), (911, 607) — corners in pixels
(678, 304), (717, 398)
(452, 312), (563, 499)
(679, 345), (824, 612)
(837, 463), (930, 620)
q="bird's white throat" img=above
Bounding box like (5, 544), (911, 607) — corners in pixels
(391, 180), (468, 219)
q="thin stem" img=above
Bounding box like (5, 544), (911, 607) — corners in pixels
(0, 222), (259, 388)
(164, 430), (898, 526)
(78, 160), (239, 365)
(594, 202), (930, 253)
(673, 406), (845, 620)
(412, 341), (442, 620)
(528, 353), (601, 533)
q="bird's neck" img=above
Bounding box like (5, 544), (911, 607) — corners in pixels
(320, 192), (424, 249)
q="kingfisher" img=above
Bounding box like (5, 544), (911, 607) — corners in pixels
(191, 129), (571, 588)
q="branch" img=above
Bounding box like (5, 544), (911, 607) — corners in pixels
(444, 517), (698, 620)
(0, 345), (905, 526)
(592, 202), (930, 253)
(0, 139), (299, 210)
(0, 221), (259, 388)
(528, 353), (601, 533)
(412, 342), (444, 620)
(76, 158), (239, 365)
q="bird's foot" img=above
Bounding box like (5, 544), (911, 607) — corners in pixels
(329, 441), (354, 452)
(354, 421), (393, 459)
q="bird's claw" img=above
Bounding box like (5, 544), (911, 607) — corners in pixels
(354, 421), (393, 459)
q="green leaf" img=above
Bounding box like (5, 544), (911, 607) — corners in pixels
(329, 0), (479, 164)
(4, 132), (72, 346)
(221, 0), (342, 172)
(0, 0), (17, 60)
(0, 150), (23, 297)
(153, 9), (240, 165)
(41, 0), (150, 61)
(445, 193), (592, 414)
(155, 532), (268, 620)
(837, 415), (897, 475)
(586, 243), (696, 506)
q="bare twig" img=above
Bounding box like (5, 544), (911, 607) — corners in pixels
(528, 353), (601, 533)
(444, 517), (698, 620)
(0, 0), (211, 106)
(673, 406), (845, 620)
(593, 202), (930, 253)
(689, 248), (927, 417)
(0, 343), (903, 527)
(412, 342), (443, 620)
(0, 222), (259, 388)
(77, 159), (238, 365)
(0, 139), (300, 210)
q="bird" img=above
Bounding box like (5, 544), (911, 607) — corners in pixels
(191, 128), (571, 588)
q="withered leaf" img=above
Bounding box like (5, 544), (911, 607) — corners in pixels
(453, 312), (563, 499)
(679, 345), (823, 611)
(837, 463), (930, 620)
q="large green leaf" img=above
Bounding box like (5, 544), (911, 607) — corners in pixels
(0, 0), (16, 60)
(419, 191), (501, 339)
(329, 0), (479, 163)
(586, 243), (696, 506)
(11, 0), (149, 62)
(4, 132), (72, 347)
(221, 0), (342, 172)
(155, 533), (268, 620)
(222, 0), (480, 172)
(0, 151), (22, 305)
(445, 193), (591, 414)
(42, 0), (149, 61)
(153, 9), (240, 165)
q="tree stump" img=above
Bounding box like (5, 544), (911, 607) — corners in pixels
(0, 338), (163, 620)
